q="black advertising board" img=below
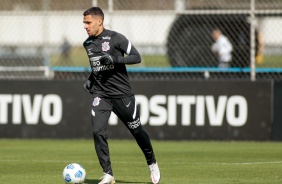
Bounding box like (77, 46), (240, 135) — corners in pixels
(129, 81), (273, 140)
(0, 80), (272, 140)
(272, 81), (282, 140)
(0, 81), (93, 138)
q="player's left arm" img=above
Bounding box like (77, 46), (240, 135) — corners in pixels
(114, 33), (141, 64)
(99, 33), (141, 65)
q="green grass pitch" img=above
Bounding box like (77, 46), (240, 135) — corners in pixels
(1, 139), (282, 184)
(50, 46), (282, 68)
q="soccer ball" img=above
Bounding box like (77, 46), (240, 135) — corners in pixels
(62, 163), (86, 184)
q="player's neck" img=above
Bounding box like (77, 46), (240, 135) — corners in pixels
(95, 27), (104, 37)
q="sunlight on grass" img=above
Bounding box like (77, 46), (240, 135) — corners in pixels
(1, 140), (282, 184)
(50, 47), (170, 67)
(50, 47), (281, 69)
(257, 55), (282, 68)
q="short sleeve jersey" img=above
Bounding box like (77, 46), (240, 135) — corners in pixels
(83, 29), (135, 98)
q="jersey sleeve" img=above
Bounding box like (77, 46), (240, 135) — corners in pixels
(114, 33), (141, 64)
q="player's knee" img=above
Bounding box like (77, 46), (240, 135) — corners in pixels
(92, 128), (108, 140)
(129, 124), (144, 135)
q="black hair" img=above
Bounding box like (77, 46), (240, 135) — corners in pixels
(83, 7), (104, 21)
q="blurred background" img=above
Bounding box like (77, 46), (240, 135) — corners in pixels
(0, 0), (282, 80)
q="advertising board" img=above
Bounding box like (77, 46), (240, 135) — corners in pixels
(0, 81), (272, 140)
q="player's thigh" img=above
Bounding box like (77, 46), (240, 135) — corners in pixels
(113, 96), (141, 128)
(91, 97), (112, 133)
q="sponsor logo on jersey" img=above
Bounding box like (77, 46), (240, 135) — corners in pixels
(92, 65), (114, 75)
(102, 36), (111, 40)
(89, 56), (114, 75)
(92, 97), (101, 106)
(102, 42), (110, 51)
(90, 56), (101, 67)
(87, 48), (93, 55)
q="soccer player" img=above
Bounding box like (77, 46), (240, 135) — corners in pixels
(82, 7), (160, 184)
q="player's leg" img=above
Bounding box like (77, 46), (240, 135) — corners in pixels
(91, 96), (115, 183)
(113, 96), (160, 183)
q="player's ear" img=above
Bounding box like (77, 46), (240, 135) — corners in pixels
(98, 18), (103, 26)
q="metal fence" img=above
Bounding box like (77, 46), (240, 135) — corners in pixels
(0, 0), (282, 80)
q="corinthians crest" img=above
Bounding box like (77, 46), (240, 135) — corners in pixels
(92, 97), (101, 106)
(102, 41), (110, 51)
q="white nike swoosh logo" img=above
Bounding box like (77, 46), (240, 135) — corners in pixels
(126, 101), (131, 107)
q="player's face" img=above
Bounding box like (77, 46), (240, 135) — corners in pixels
(83, 15), (103, 37)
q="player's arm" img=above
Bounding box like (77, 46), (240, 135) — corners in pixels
(115, 34), (141, 64)
(83, 73), (95, 94)
(99, 33), (141, 65)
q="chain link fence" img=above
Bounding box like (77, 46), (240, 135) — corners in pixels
(0, 0), (282, 80)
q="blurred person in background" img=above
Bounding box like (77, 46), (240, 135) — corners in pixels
(60, 37), (72, 64)
(255, 31), (264, 64)
(211, 28), (233, 68)
(82, 7), (160, 184)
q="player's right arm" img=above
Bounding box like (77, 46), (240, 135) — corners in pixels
(83, 39), (96, 94)
(83, 73), (95, 94)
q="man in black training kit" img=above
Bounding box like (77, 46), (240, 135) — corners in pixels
(82, 7), (160, 184)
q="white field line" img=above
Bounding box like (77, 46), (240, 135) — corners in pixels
(1, 160), (282, 165)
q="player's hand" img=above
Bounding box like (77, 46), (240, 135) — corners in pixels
(83, 80), (93, 94)
(99, 52), (117, 65)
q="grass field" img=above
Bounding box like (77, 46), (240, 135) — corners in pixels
(51, 47), (170, 67)
(50, 47), (282, 68)
(1, 139), (282, 184)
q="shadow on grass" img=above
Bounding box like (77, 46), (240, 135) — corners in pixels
(85, 179), (151, 184)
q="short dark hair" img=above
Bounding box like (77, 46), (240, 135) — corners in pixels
(83, 7), (104, 21)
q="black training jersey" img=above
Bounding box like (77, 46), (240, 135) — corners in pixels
(83, 29), (141, 98)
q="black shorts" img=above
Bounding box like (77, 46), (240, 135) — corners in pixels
(91, 95), (141, 134)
